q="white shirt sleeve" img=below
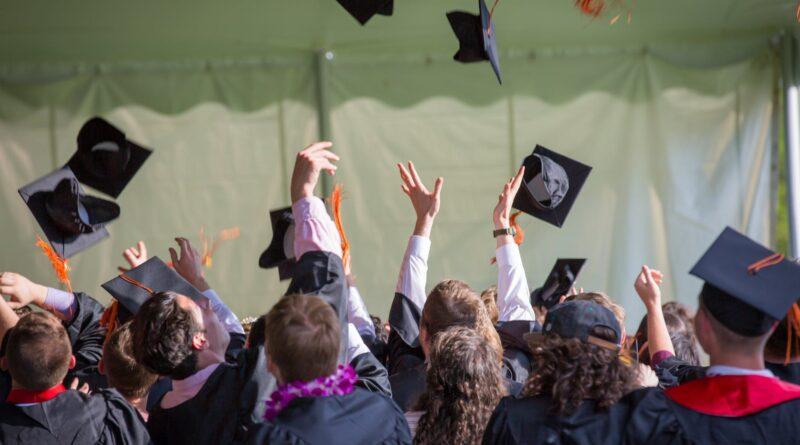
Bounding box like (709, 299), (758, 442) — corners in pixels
(202, 289), (245, 335)
(347, 286), (375, 340)
(345, 323), (371, 363)
(395, 236), (431, 311)
(495, 243), (536, 322)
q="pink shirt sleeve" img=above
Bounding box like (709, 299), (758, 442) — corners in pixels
(651, 350), (675, 368)
(292, 196), (343, 258)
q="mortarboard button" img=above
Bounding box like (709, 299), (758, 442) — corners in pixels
(530, 258), (586, 309)
(336, 0), (393, 25)
(19, 167), (115, 258)
(102, 256), (206, 321)
(446, 0), (503, 84)
(690, 227), (800, 336)
(66, 117), (153, 198)
(513, 145), (592, 228)
(259, 207), (297, 281)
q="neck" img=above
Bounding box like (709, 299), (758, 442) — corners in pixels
(710, 351), (766, 371)
(128, 396), (148, 421)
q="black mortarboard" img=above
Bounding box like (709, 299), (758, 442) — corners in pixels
(513, 145), (592, 228)
(336, 0), (393, 25)
(19, 167), (119, 258)
(66, 117), (152, 198)
(446, 0), (502, 84)
(102, 256), (206, 322)
(691, 227), (800, 337)
(542, 300), (622, 349)
(530, 258), (586, 309)
(259, 207), (297, 281)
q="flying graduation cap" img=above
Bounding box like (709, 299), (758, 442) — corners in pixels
(690, 227), (800, 337)
(447, 0), (502, 84)
(336, 0), (393, 25)
(259, 207), (297, 281)
(66, 117), (152, 198)
(19, 167), (119, 258)
(513, 145), (592, 228)
(530, 258), (586, 309)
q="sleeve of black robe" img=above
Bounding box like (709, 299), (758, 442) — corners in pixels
(93, 388), (153, 445)
(653, 355), (707, 389)
(386, 292), (425, 375)
(64, 292), (107, 373)
(350, 351), (392, 397)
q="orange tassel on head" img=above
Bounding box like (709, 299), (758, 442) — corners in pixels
(329, 184), (351, 271)
(100, 301), (119, 345)
(200, 226), (241, 268)
(35, 236), (72, 292)
(786, 303), (800, 365)
(490, 211), (525, 265)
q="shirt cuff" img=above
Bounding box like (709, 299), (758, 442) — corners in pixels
(43, 287), (77, 321)
(408, 235), (431, 260)
(202, 289), (244, 335)
(495, 243), (522, 269)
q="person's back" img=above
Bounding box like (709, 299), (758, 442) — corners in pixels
(249, 294), (411, 445)
(0, 311), (148, 444)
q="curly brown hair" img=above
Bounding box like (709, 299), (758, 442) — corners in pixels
(413, 326), (506, 445)
(523, 326), (637, 415)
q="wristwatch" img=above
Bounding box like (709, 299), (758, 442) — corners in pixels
(493, 227), (517, 238)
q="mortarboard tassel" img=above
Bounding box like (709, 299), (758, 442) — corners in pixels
(35, 235), (72, 293)
(200, 226), (241, 268)
(329, 184), (351, 271)
(575, 0), (605, 17)
(490, 211), (525, 264)
(100, 301), (119, 345)
(786, 303), (800, 365)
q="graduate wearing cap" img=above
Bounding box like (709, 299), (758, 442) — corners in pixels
(482, 300), (638, 444)
(622, 228), (800, 444)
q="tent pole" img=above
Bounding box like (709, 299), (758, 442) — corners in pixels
(314, 50), (334, 198)
(782, 32), (800, 258)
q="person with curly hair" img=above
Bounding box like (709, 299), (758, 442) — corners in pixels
(409, 326), (506, 444)
(482, 300), (637, 444)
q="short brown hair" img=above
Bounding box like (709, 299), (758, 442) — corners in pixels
(6, 312), (72, 390)
(421, 280), (502, 361)
(480, 286), (499, 325)
(103, 321), (157, 400)
(264, 294), (340, 383)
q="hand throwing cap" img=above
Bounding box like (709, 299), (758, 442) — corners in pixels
(66, 117), (152, 198)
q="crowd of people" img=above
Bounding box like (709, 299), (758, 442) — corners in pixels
(1, 141), (800, 444)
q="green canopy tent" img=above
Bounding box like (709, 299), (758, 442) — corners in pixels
(1, 0), (798, 329)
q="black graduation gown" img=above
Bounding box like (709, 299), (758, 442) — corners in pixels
(652, 355), (707, 388)
(0, 388), (150, 444)
(765, 361), (800, 385)
(622, 375), (800, 444)
(386, 292), (425, 376)
(0, 291), (106, 400)
(389, 362), (523, 412)
(495, 320), (540, 384)
(247, 387), (412, 445)
(481, 395), (632, 445)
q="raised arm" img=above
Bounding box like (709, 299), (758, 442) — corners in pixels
(634, 265), (674, 363)
(493, 167), (535, 322)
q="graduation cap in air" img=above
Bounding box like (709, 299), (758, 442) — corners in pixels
(447, 0), (502, 84)
(336, 0), (393, 25)
(690, 227), (800, 337)
(19, 167), (119, 258)
(530, 259), (586, 309)
(66, 117), (152, 198)
(513, 145), (592, 228)
(102, 256), (206, 323)
(258, 207), (297, 281)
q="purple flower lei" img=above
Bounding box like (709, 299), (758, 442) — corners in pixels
(264, 364), (357, 421)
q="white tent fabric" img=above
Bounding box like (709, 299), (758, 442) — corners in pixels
(0, 41), (775, 329)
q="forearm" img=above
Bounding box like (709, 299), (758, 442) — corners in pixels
(203, 289), (244, 335)
(647, 303), (674, 363)
(495, 243), (535, 322)
(395, 235), (431, 310)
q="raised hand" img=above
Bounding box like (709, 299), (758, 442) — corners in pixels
(69, 378), (91, 395)
(0, 272), (47, 309)
(634, 265), (664, 309)
(290, 142), (340, 203)
(169, 238), (210, 292)
(397, 161), (444, 238)
(493, 166), (525, 229)
(118, 241), (148, 273)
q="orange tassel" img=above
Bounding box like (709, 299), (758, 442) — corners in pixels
(490, 211), (525, 265)
(35, 236), (72, 293)
(100, 301), (119, 345)
(200, 226), (241, 268)
(329, 184), (351, 271)
(786, 303), (800, 365)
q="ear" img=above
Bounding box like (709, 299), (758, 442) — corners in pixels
(191, 331), (208, 350)
(266, 356), (282, 384)
(98, 359), (105, 376)
(68, 355), (76, 370)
